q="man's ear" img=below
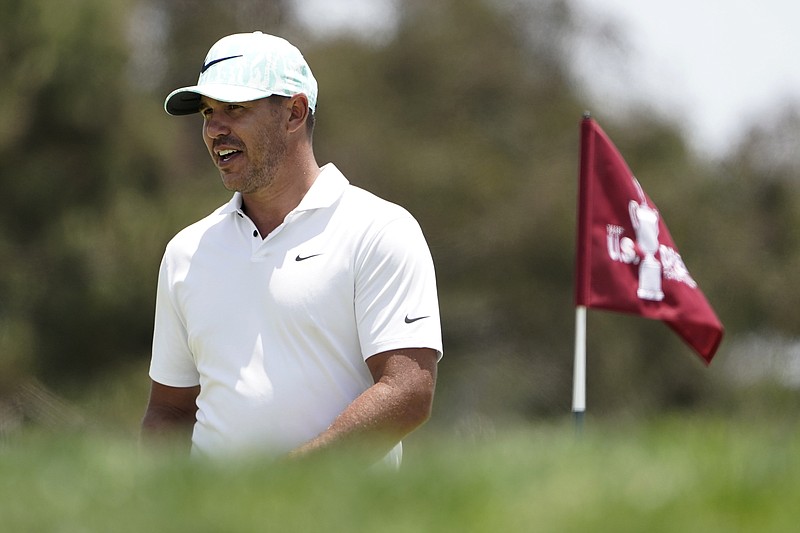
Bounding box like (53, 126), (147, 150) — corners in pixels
(287, 94), (310, 135)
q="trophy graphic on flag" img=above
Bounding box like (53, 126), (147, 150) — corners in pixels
(628, 183), (664, 302)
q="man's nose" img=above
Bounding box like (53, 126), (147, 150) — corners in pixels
(204, 114), (230, 138)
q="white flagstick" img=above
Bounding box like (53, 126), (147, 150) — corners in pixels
(572, 305), (587, 431)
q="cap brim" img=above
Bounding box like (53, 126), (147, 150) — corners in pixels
(164, 84), (275, 116)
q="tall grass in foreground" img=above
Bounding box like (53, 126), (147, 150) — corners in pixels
(1, 416), (798, 532)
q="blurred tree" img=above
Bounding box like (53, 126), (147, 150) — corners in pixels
(0, 0), (132, 386)
(706, 105), (800, 334)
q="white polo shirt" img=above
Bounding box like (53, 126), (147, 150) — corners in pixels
(150, 163), (442, 461)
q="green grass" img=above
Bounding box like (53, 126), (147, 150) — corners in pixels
(2, 416), (799, 532)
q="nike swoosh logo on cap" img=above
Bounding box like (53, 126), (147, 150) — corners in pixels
(404, 315), (430, 324)
(200, 55), (243, 74)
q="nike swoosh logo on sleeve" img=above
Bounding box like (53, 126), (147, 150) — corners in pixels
(404, 315), (430, 324)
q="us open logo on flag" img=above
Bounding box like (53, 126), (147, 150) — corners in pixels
(604, 176), (697, 302)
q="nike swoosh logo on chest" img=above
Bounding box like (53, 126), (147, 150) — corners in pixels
(295, 253), (323, 262)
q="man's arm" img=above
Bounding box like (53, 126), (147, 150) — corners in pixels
(140, 380), (200, 453)
(288, 348), (438, 462)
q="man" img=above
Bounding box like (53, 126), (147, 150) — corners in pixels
(140, 32), (442, 466)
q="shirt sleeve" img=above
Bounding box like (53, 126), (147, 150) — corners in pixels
(149, 253), (201, 387)
(354, 214), (443, 360)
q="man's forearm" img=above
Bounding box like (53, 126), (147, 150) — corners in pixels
(289, 365), (436, 461)
(140, 405), (195, 453)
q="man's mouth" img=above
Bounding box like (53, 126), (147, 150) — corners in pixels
(217, 149), (242, 163)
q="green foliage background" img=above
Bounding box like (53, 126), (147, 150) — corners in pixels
(2, 0), (800, 434)
(3, 417), (800, 531)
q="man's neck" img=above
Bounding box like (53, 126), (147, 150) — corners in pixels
(241, 162), (321, 238)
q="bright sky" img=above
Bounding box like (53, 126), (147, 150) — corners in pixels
(572, 0), (800, 157)
(295, 0), (800, 157)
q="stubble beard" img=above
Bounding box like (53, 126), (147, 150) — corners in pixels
(222, 122), (288, 195)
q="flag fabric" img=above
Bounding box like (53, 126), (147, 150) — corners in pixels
(575, 116), (723, 364)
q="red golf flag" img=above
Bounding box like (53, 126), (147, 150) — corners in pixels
(575, 116), (723, 364)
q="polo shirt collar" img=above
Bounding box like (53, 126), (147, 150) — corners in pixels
(219, 163), (349, 217)
(293, 163), (349, 213)
(220, 193), (244, 216)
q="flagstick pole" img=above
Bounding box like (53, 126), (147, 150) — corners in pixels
(572, 305), (587, 432)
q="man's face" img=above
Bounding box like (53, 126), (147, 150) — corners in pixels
(199, 96), (288, 194)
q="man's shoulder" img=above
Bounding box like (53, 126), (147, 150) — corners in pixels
(165, 202), (232, 254)
(340, 184), (413, 223)
(335, 185), (429, 256)
(317, 163), (412, 223)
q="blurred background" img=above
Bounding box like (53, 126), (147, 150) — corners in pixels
(2, 0), (800, 441)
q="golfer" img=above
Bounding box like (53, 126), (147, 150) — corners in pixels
(140, 32), (442, 467)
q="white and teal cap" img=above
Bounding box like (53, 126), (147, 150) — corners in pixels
(165, 31), (318, 116)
